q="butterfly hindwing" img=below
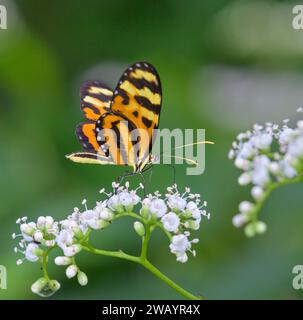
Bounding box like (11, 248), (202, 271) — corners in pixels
(76, 121), (100, 153)
(96, 113), (137, 169)
(66, 152), (115, 165)
(80, 80), (113, 121)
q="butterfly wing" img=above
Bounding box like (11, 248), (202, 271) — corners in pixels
(68, 63), (162, 171)
(108, 62), (162, 170)
(80, 80), (113, 121)
(67, 81), (114, 164)
(65, 152), (115, 165)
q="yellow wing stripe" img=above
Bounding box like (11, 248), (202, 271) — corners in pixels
(120, 81), (161, 105)
(130, 69), (159, 84)
(83, 96), (108, 107)
(88, 86), (113, 96)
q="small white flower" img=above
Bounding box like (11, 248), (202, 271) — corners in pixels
(251, 155), (270, 186)
(118, 191), (133, 206)
(56, 229), (73, 249)
(161, 212), (180, 233)
(252, 133), (272, 150)
(169, 234), (191, 263)
(33, 230), (44, 242)
(63, 244), (82, 257)
(279, 127), (294, 145)
(80, 210), (100, 229)
(130, 191), (141, 205)
(167, 195), (186, 211)
(107, 194), (123, 212)
(149, 199), (167, 218)
(25, 243), (40, 262)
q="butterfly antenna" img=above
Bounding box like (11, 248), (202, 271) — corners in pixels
(174, 140), (215, 150)
(162, 154), (198, 166)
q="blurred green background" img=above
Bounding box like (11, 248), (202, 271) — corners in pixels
(1, 0), (303, 300)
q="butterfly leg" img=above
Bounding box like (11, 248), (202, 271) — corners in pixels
(117, 170), (133, 186)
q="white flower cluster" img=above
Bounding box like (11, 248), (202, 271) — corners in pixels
(141, 184), (210, 262)
(13, 181), (210, 296)
(229, 108), (303, 236)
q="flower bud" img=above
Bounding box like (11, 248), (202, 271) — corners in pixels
(66, 264), (78, 279)
(45, 216), (54, 228)
(238, 172), (251, 186)
(232, 213), (248, 228)
(71, 225), (84, 239)
(140, 206), (151, 219)
(133, 221), (145, 237)
(239, 201), (254, 214)
(125, 204), (134, 212)
(37, 216), (46, 229)
(181, 209), (192, 219)
(31, 277), (48, 295)
(77, 271), (88, 286)
(33, 230), (44, 242)
(97, 219), (110, 229)
(251, 186), (264, 200)
(244, 223), (256, 237)
(99, 208), (114, 221)
(255, 221), (267, 234)
(54, 256), (72, 266)
(186, 220), (200, 230)
(20, 223), (35, 236)
(64, 244), (82, 257)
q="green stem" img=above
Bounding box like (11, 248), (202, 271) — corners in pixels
(249, 175), (303, 222)
(141, 224), (151, 259)
(42, 247), (54, 282)
(81, 244), (201, 300)
(82, 245), (140, 264)
(140, 259), (202, 300)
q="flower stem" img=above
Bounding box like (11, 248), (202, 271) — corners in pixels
(42, 248), (54, 282)
(249, 175), (303, 222)
(81, 244), (202, 300)
(82, 244), (140, 264)
(139, 259), (202, 300)
(141, 223), (151, 259)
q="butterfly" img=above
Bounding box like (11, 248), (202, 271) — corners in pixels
(66, 62), (162, 173)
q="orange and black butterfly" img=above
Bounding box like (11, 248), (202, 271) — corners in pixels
(66, 62), (162, 173)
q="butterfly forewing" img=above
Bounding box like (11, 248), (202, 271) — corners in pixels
(109, 62), (162, 170)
